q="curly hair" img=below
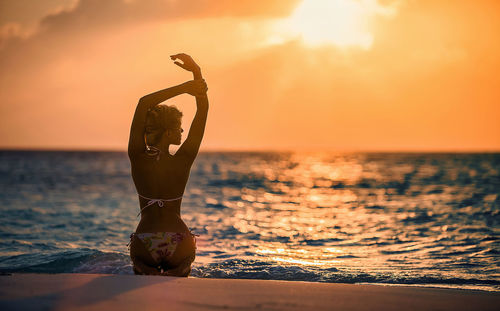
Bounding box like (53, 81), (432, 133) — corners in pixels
(144, 105), (182, 146)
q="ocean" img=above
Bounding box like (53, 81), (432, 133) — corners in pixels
(0, 151), (499, 291)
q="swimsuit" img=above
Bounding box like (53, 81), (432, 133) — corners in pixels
(130, 194), (197, 265)
(136, 194), (183, 217)
(130, 231), (196, 264)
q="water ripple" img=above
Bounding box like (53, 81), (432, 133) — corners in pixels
(1, 151), (499, 290)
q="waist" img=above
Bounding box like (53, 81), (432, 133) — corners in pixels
(138, 202), (181, 216)
(136, 213), (188, 232)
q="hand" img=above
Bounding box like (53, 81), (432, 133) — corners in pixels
(182, 79), (208, 97)
(161, 265), (191, 277)
(170, 53), (200, 73)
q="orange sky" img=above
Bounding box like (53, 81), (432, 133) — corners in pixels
(1, 0), (499, 151)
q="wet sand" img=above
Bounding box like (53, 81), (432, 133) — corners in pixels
(0, 273), (498, 311)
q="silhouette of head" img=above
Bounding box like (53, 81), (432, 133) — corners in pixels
(145, 105), (183, 146)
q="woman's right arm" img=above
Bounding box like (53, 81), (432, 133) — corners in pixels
(128, 84), (186, 160)
(170, 53), (209, 163)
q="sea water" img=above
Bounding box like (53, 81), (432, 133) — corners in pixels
(0, 151), (499, 291)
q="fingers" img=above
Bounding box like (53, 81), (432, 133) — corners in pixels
(170, 53), (191, 61)
(170, 54), (186, 65)
(170, 53), (184, 60)
(131, 255), (162, 275)
(170, 53), (186, 58)
(160, 254), (194, 276)
(173, 61), (186, 69)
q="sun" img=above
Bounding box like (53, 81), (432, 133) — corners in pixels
(270, 0), (395, 49)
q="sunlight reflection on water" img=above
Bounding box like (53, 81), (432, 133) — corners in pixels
(1, 151), (499, 289)
(184, 152), (499, 289)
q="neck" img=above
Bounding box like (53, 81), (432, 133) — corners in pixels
(158, 142), (171, 155)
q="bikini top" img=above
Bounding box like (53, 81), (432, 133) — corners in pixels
(136, 193), (183, 217)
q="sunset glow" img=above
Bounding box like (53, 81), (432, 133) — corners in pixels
(0, 0), (499, 151)
(272, 0), (396, 48)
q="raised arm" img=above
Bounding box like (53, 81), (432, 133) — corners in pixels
(172, 54), (209, 162)
(128, 83), (186, 159)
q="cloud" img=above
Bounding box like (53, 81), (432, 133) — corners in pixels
(0, 0), (499, 150)
(0, 0), (299, 68)
(0, 0), (299, 81)
(0, 23), (22, 49)
(25, 0), (299, 36)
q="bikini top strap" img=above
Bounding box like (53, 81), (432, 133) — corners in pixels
(136, 194), (183, 217)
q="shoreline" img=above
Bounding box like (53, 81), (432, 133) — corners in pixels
(357, 282), (499, 292)
(0, 272), (498, 292)
(1, 273), (499, 311)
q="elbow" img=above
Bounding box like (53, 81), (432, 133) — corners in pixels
(127, 147), (134, 159)
(138, 95), (152, 106)
(127, 145), (138, 160)
(127, 148), (134, 160)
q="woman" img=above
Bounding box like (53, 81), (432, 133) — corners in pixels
(128, 53), (208, 276)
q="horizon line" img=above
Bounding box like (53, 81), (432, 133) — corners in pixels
(1, 146), (499, 154)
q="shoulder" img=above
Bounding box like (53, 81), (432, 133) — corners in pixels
(172, 148), (197, 166)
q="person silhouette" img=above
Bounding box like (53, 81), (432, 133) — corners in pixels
(127, 53), (208, 276)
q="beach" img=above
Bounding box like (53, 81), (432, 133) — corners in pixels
(0, 273), (499, 311)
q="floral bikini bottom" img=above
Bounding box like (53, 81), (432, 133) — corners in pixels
(130, 231), (197, 264)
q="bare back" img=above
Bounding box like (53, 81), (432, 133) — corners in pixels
(131, 153), (193, 232)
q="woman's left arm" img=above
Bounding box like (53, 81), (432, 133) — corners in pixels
(128, 83), (187, 160)
(176, 91), (208, 162)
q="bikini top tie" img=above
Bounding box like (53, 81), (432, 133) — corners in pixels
(137, 193), (183, 217)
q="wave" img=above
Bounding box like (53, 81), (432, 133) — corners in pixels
(1, 252), (498, 291)
(0, 249), (132, 275)
(193, 259), (500, 291)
